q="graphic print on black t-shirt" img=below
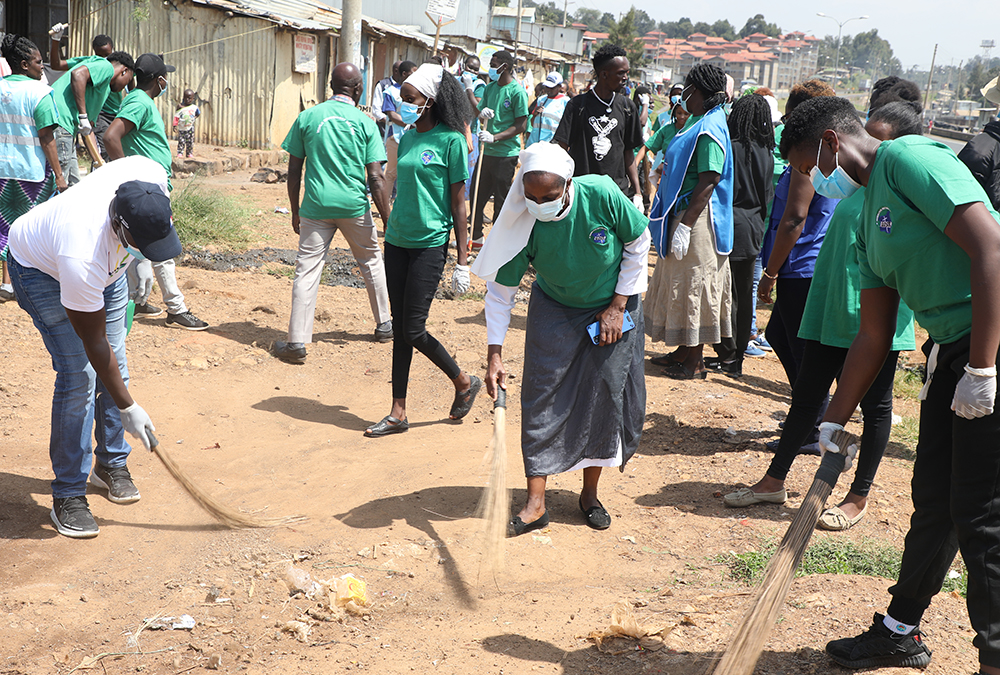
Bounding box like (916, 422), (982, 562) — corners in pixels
(588, 114), (619, 161)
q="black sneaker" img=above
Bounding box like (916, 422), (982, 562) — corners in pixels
(134, 302), (163, 317)
(826, 613), (932, 669)
(166, 311), (209, 331)
(90, 463), (141, 504)
(272, 341), (307, 364)
(374, 321), (393, 343)
(51, 496), (99, 538)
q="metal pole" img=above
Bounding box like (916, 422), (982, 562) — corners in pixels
(515, 0), (523, 54)
(924, 43), (938, 110)
(834, 24), (843, 88)
(339, 0), (362, 68)
(563, 0), (568, 27)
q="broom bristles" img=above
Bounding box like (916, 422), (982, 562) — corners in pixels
(477, 389), (511, 574)
(152, 442), (307, 529)
(710, 429), (855, 675)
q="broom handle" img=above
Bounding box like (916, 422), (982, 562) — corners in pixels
(148, 430), (159, 450)
(468, 148), (485, 253)
(494, 387), (506, 410)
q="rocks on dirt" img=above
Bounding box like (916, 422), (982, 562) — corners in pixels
(250, 168), (287, 184)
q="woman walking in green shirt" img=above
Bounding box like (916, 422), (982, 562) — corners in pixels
(365, 64), (482, 438)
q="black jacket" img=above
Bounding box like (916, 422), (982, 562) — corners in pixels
(730, 139), (775, 261)
(958, 121), (1000, 211)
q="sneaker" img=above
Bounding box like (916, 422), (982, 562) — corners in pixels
(165, 311), (209, 331)
(272, 341), (307, 364)
(374, 321), (393, 343)
(470, 237), (485, 250)
(51, 496), (99, 538)
(754, 335), (773, 352)
(704, 357), (743, 378)
(0, 284), (14, 302)
(745, 343), (766, 358)
(90, 463), (141, 504)
(133, 302), (163, 317)
(826, 613), (932, 669)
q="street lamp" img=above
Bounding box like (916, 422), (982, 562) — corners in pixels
(816, 12), (868, 89)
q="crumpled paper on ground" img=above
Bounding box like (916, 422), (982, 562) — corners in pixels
(587, 601), (677, 653)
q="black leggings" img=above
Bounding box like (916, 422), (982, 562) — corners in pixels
(716, 258), (756, 364)
(766, 339), (898, 497)
(469, 154), (518, 240)
(766, 277), (812, 387)
(384, 242), (461, 400)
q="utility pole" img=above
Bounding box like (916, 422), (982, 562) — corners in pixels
(563, 0), (569, 27)
(338, 0), (362, 68)
(515, 0), (523, 54)
(924, 43), (938, 110)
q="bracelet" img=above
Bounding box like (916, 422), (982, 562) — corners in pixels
(762, 269), (778, 281)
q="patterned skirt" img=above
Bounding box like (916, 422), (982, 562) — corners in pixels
(0, 165), (57, 259)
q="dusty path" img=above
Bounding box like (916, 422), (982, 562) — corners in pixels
(0, 171), (975, 675)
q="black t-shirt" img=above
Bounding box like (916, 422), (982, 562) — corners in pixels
(731, 139), (775, 261)
(553, 90), (643, 196)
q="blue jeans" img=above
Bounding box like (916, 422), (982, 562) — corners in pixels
(751, 256), (762, 336)
(8, 254), (131, 498)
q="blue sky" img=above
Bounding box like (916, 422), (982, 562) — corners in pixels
(579, 0), (997, 70)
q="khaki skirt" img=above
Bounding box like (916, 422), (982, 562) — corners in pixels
(645, 208), (732, 347)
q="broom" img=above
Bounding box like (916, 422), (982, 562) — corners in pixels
(477, 387), (510, 574)
(710, 428), (857, 675)
(468, 147), (486, 254)
(148, 431), (306, 528)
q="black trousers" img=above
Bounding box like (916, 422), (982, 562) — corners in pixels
(885, 336), (1000, 668)
(469, 154), (518, 240)
(766, 340), (897, 497)
(384, 242), (461, 400)
(716, 258), (756, 365)
(766, 276), (812, 387)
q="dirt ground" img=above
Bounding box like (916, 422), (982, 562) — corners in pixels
(0, 167), (979, 675)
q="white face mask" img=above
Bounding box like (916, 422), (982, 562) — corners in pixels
(525, 181), (570, 222)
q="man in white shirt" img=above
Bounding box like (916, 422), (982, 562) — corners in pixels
(7, 156), (174, 539)
(370, 61), (400, 140)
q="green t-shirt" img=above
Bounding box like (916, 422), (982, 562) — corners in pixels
(281, 99), (386, 220)
(117, 89), (173, 181)
(766, 124), (787, 224)
(798, 187), (915, 350)
(857, 137), (1000, 344)
(645, 123), (678, 155)
(52, 56), (115, 132)
(676, 120), (725, 207)
(478, 80), (529, 158)
(385, 124), (469, 249)
(5, 75), (59, 128)
(495, 174), (648, 309)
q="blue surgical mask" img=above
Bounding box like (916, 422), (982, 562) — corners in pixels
(679, 87), (692, 114)
(525, 182), (570, 222)
(670, 95), (681, 105)
(125, 245), (146, 261)
(724, 102), (732, 115)
(810, 140), (862, 200)
(488, 66), (501, 82)
(399, 101), (426, 125)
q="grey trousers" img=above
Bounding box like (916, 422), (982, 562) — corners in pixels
(127, 258), (187, 313)
(288, 213), (390, 344)
(54, 127), (80, 187)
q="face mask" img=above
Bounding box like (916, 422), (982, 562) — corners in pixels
(158, 77), (169, 95)
(488, 66), (502, 82)
(724, 102), (732, 115)
(810, 140), (862, 200)
(525, 182), (570, 222)
(679, 87), (693, 114)
(125, 244), (146, 261)
(399, 101), (426, 125)
(670, 95), (681, 105)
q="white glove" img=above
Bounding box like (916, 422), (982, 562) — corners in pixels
(478, 130), (494, 144)
(632, 193), (644, 211)
(952, 364), (997, 419)
(119, 402), (156, 451)
(478, 107), (495, 121)
(128, 258), (154, 305)
(818, 422), (858, 472)
(670, 223), (691, 260)
(639, 93), (650, 106)
(451, 264), (471, 294)
(461, 72), (476, 91)
(78, 113), (93, 135)
(49, 23), (68, 40)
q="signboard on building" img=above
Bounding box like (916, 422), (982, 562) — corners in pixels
(427, 0), (461, 21)
(294, 33), (317, 74)
(476, 42), (499, 73)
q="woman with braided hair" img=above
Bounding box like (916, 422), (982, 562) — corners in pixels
(645, 63), (734, 379)
(0, 34), (67, 302)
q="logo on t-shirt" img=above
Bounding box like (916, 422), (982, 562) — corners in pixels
(503, 98), (511, 109)
(588, 115), (618, 161)
(877, 207), (892, 234)
(420, 150), (435, 165)
(590, 227), (609, 245)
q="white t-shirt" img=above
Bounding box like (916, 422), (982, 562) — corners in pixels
(9, 156), (170, 312)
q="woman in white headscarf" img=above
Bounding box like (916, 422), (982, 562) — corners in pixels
(364, 64), (483, 438)
(472, 143), (651, 536)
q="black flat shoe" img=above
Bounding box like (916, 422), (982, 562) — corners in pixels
(449, 375), (482, 420)
(579, 497), (611, 530)
(662, 362), (708, 380)
(364, 415), (409, 438)
(508, 511), (549, 537)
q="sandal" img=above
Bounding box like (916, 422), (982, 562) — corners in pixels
(662, 362), (708, 380)
(579, 496), (611, 530)
(449, 375), (482, 420)
(364, 415), (409, 438)
(508, 511), (549, 537)
(650, 352), (683, 367)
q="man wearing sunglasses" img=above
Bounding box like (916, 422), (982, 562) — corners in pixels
(6, 156), (175, 538)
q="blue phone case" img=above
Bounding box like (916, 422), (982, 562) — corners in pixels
(587, 310), (635, 345)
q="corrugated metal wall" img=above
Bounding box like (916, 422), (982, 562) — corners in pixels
(69, 0), (324, 149)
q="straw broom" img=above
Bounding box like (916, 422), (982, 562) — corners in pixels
(477, 387), (510, 574)
(710, 428), (857, 675)
(149, 432), (306, 528)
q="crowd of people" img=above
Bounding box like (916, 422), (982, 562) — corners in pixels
(6, 23), (1000, 675)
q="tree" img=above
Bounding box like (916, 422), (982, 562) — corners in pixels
(600, 12), (616, 31)
(692, 21), (713, 36)
(519, 0), (567, 25)
(738, 14), (781, 39)
(604, 8), (648, 68)
(633, 8), (657, 36)
(710, 19), (737, 42)
(658, 18), (694, 39)
(575, 8), (602, 30)
(963, 56), (1000, 100)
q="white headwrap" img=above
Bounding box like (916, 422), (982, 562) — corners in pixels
(763, 95), (782, 125)
(471, 143), (575, 282)
(404, 64), (444, 100)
